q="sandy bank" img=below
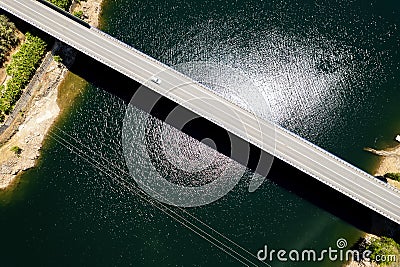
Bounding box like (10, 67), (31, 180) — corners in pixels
(365, 144), (400, 190)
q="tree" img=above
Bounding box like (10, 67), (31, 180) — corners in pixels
(367, 237), (400, 265)
(1, 32), (47, 115)
(0, 14), (19, 66)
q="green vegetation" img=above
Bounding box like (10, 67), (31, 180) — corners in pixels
(367, 237), (400, 265)
(384, 173), (400, 182)
(0, 15), (19, 66)
(10, 145), (22, 156)
(53, 55), (62, 63)
(0, 32), (47, 121)
(47, 0), (72, 10)
(73, 10), (84, 19)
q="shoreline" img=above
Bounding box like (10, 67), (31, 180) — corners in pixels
(365, 142), (400, 190)
(0, 0), (104, 190)
(343, 234), (379, 267)
(342, 140), (400, 266)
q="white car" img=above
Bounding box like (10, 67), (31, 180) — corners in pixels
(151, 77), (162, 85)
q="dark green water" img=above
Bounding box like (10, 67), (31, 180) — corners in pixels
(1, 0), (400, 266)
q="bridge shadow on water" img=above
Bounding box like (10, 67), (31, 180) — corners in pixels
(69, 52), (400, 241)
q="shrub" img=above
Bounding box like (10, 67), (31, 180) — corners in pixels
(53, 55), (62, 63)
(47, 0), (73, 10)
(10, 145), (22, 156)
(73, 10), (84, 19)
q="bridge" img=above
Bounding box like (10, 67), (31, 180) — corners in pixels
(1, 0), (399, 224)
